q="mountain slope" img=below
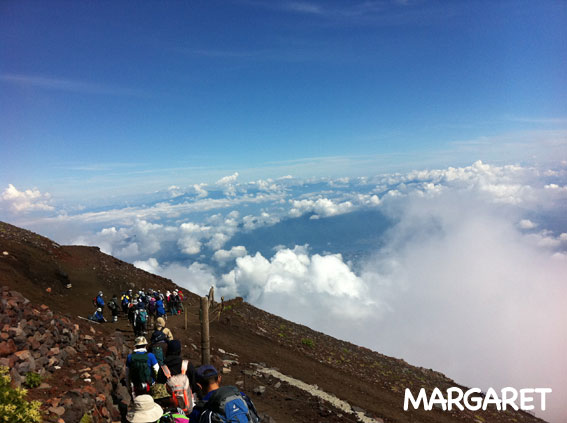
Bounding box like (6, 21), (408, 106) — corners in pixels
(0, 221), (546, 423)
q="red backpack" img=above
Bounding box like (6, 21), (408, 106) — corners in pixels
(161, 360), (193, 413)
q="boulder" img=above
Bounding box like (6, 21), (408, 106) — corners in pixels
(14, 349), (32, 361)
(0, 339), (16, 356)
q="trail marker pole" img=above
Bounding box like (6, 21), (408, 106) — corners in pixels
(200, 296), (210, 365)
(184, 301), (187, 331)
(208, 286), (214, 306)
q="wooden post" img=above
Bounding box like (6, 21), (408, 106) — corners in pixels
(200, 296), (210, 365)
(208, 286), (215, 306)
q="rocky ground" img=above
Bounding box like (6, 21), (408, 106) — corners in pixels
(0, 220), (548, 423)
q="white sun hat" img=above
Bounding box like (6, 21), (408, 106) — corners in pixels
(126, 395), (163, 422)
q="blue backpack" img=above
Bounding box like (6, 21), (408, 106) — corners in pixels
(137, 309), (148, 325)
(197, 386), (260, 423)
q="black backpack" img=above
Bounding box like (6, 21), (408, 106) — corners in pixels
(196, 386), (260, 423)
(151, 329), (167, 344)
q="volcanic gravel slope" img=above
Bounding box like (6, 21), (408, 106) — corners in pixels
(0, 221), (547, 423)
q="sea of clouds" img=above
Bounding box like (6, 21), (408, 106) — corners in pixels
(2, 160), (566, 421)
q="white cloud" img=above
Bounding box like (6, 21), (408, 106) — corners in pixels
(134, 258), (216, 296)
(219, 246), (374, 321)
(167, 185), (184, 198)
(354, 193), (381, 206)
(193, 183), (208, 198)
(248, 178), (282, 192)
(1, 184), (54, 213)
(519, 219), (537, 229)
(72, 220), (167, 259)
(289, 198), (354, 218)
(544, 183), (567, 192)
(243, 212), (280, 230)
(216, 172), (239, 185)
(352, 183), (567, 423)
(525, 230), (564, 249)
(178, 222), (210, 255)
(213, 246), (248, 264)
(134, 257), (160, 274)
(30, 191), (284, 226)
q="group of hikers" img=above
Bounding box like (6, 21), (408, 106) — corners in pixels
(89, 288), (260, 422)
(89, 288), (184, 331)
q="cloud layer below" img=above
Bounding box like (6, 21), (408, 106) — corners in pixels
(2, 161), (566, 421)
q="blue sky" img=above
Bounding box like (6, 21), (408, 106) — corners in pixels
(1, 0), (566, 200)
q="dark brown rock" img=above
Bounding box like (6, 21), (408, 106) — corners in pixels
(0, 339), (16, 356)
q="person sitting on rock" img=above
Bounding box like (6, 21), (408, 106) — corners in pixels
(127, 336), (159, 397)
(126, 394), (163, 423)
(90, 307), (106, 323)
(188, 365), (260, 423)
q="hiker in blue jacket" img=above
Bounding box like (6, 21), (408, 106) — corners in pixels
(189, 365), (259, 423)
(96, 291), (105, 315)
(90, 307), (106, 323)
(126, 336), (159, 397)
(156, 297), (166, 318)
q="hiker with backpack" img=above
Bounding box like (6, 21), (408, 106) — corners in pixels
(170, 290), (181, 316)
(177, 290), (184, 313)
(135, 302), (149, 336)
(108, 294), (119, 322)
(154, 317), (174, 341)
(156, 340), (196, 413)
(127, 336), (160, 398)
(165, 291), (172, 314)
(156, 296), (166, 319)
(93, 291), (105, 318)
(149, 317), (173, 366)
(148, 296), (157, 328)
(122, 290), (132, 314)
(129, 300), (138, 329)
(189, 365), (260, 423)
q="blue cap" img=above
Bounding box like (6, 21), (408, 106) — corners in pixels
(195, 364), (218, 382)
